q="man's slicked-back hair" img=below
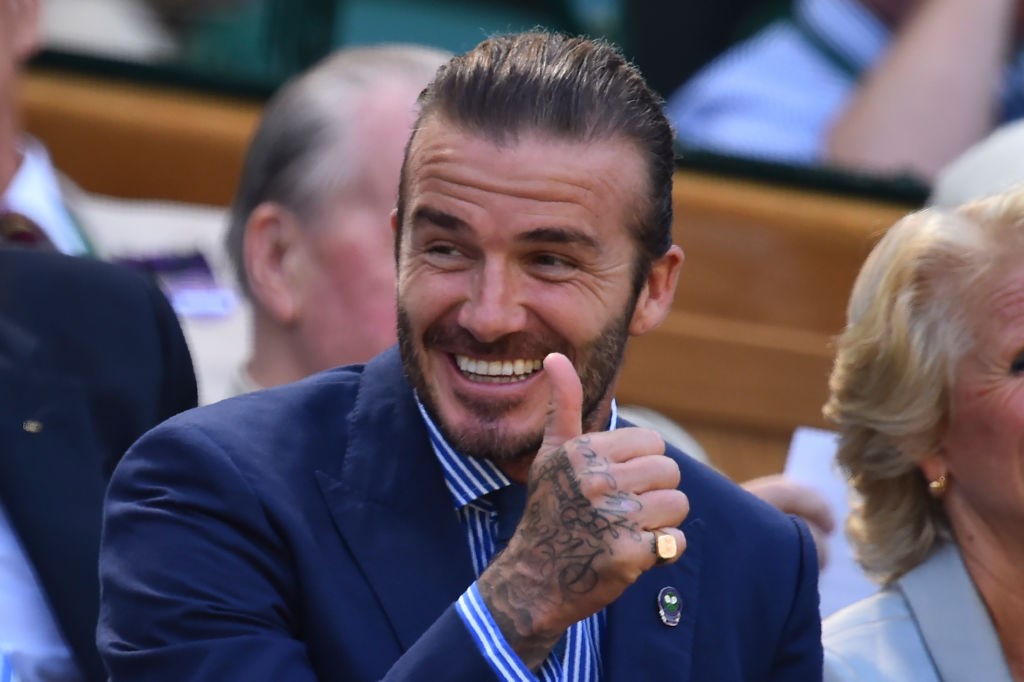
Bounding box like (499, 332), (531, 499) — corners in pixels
(397, 31), (676, 291)
(226, 43), (451, 296)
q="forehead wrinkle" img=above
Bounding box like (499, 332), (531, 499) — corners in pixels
(418, 158), (601, 206)
(408, 124), (628, 208)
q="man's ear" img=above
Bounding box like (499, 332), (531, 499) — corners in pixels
(244, 202), (306, 324)
(13, 0), (41, 62)
(629, 245), (684, 336)
(390, 208), (401, 263)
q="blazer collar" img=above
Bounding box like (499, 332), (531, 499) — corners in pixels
(899, 541), (1014, 682)
(315, 347), (476, 650)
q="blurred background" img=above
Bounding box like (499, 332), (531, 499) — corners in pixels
(25, 0), (945, 479)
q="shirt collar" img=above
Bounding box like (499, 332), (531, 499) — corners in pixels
(2, 136), (87, 255)
(797, 0), (890, 75)
(416, 394), (619, 510)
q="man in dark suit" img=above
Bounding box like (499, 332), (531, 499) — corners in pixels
(97, 31), (822, 680)
(0, 248), (197, 682)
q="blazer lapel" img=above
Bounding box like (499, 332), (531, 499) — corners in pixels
(602, 517), (704, 681)
(900, 542), (1014, 682)
(316, 348), (476, 650)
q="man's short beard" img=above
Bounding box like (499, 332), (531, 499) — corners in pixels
(397, 299), (635, 466)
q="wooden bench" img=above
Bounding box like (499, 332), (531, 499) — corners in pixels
(19, 69), (260, 206)
(19, 67), (917, 481)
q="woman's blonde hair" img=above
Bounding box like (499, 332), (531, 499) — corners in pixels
(824, 187), (1024, 584)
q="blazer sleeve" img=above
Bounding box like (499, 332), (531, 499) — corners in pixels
(97, 423), (501, 682)
(770, 516), (825, 680)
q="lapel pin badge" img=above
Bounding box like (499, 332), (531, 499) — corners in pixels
(657, 586), (682, 627)
(22, 419), (43, 434)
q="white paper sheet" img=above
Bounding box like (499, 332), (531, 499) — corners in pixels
(784, 426), (878, 617)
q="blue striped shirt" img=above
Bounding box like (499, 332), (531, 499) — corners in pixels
(0, 651), (17, 682)
(417, 399), (618, 681)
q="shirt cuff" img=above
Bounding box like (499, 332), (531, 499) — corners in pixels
(455, 583), (538, 682)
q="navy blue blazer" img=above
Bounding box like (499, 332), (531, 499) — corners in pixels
(99, 347), (822, 681)
(0, 249), (197, 682)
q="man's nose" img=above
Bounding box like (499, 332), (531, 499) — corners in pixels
(457, 262), (528, 343)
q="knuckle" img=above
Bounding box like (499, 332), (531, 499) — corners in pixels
(670, 530), (687, 558)
(638, 427), (666, 453)
(576, 470), (612, 499)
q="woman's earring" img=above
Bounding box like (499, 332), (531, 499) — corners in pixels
(928, 473), (949, 498)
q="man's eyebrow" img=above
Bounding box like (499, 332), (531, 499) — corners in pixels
(519, 227), (600, 251)
(411, 206), (468, 232)
(411, 208), (600, 251)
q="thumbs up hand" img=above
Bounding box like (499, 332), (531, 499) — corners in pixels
(478, 353), (689, 669)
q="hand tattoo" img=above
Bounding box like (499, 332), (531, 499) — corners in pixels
(479, 437), (647, 667)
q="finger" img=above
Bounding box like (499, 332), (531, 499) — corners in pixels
(649, 527), (687, 566)
(596, 453), (679, 494)
(540, 352), (583, 452)
(567, 427), (665, 466)
(792, 489), (836, 534)
(633, 489), (689, 530)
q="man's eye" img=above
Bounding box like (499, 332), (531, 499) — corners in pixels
(425, 243), (460, 257)
(531, 253), (574, 269)
(1011, 353), (1024, 375)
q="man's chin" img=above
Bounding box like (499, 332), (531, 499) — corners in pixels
(441, 417), (544, 466)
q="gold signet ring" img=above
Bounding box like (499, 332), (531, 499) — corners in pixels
(656, 533), (677, 561)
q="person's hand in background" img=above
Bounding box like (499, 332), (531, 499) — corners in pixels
(742, 474), (835, 569)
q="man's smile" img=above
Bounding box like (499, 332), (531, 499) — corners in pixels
(453, 355), (545, 384)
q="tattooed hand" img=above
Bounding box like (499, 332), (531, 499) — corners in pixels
(477, 353), (689, 669)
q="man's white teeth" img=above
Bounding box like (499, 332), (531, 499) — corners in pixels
(455, 356), (543, 380)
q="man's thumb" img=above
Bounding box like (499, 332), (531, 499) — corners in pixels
(541, 352), (583, 451)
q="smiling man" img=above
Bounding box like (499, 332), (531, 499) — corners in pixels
(98, 32), (822, 681)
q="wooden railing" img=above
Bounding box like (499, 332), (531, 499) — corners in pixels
(618, 174), (910, 479)
(19, 69), (260, 206)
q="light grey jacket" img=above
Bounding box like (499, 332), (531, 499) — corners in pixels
(822, 542), (1013, 681)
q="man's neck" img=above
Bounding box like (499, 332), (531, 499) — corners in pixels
(246, 314), (311, 390)
(245, 352), (304, 392)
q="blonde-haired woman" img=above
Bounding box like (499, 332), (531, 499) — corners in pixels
(823, 189), (1024, 681)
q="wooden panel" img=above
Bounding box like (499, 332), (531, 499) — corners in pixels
(672, 172), (903, 333)
(617, 311), (832, 482)
(619, 310), (833, 432)
(617, 173), (915, 478)
(18, 69), (262, 205)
